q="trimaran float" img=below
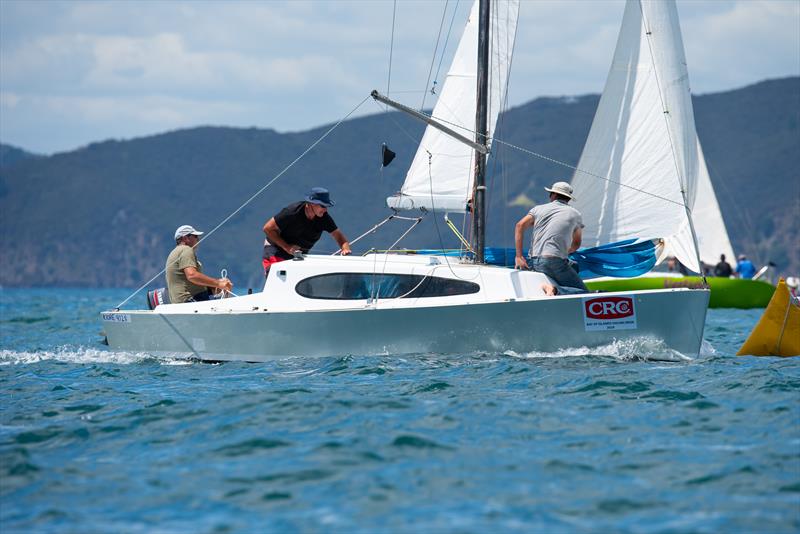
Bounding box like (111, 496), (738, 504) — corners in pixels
(102, 0), (710, 361)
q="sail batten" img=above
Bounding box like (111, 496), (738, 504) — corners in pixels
(387, 0), (519, 213)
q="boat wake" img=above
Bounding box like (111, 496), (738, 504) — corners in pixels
(504, 336), (693, 363)
(0, 348), (192, 366)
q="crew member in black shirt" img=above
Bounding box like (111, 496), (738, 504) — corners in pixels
(262, 187), (351, 276)
(713, 253), (733, 278)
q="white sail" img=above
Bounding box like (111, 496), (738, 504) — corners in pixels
(387, 0), (519, 212)
(690, 138), (736, 267)
(657, 137), (736, 271)
(570, 0), (702, 273)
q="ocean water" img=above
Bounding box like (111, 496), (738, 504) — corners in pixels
(1, 288), (798, 533)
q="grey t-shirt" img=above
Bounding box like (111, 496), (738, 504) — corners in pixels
(528, 200), (583, 259)
(166, 244), (205, 303)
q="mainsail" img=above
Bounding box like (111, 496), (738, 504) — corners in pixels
(386, 0), (519, 212)
(570, 0), (702, 273)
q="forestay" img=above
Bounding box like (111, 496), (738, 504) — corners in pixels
(386, 0), (519, 212)
(570, 0), (702, 273)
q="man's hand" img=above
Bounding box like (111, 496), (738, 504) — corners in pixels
(217, 277), (233, 293)
(514, 255), (529, 270)
(340, 243), (352, 256)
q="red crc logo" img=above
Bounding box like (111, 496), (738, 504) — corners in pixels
(585, 296), (634, 320)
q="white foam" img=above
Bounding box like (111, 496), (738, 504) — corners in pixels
(504, 336), (692, 362)
(0, 347), (189, 366)
(698, 339), (718, 357)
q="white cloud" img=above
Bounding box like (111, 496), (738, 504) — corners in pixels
(41, 94), (244, 125)
(0, 0), (797, 153)
(682, 0), (800, 91)
(0, 92), (21, 108)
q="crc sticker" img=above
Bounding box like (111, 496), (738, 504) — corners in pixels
(582, 296), (637, 331)
(102, 313), (131, 323)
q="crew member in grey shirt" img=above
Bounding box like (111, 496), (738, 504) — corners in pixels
(514, 181), (588, 295)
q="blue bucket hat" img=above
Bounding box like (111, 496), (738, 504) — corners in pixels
(305, 187), (335, 207)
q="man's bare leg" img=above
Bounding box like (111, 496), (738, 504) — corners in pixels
(540, 283), (558, 296)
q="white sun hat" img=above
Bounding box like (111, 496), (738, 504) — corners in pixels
(544, 181), (575, 201)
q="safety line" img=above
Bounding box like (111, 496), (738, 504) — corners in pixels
(114, 95), (373, 310)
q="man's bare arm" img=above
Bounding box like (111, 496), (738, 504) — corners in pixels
(331, 229), (351, 256)
(514, 214), (534, 269)
(569, 226), (583, 254)
(263, 217), (299, 255)
(184, 267), (232, 292)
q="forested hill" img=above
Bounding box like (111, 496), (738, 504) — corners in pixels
(0, 144), (40, 167)
(0, 76), (797, 290)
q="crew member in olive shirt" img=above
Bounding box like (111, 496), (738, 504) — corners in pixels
(166, 225), (233, 303)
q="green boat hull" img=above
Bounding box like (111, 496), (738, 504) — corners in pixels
(586, 276), (775, 309)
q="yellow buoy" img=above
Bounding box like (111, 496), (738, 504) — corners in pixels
(737, 278), (800, 357)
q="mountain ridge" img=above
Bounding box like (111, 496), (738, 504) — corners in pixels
(1, 76), (797, 290)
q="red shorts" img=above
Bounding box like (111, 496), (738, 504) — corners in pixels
(262, 255), (287, 275)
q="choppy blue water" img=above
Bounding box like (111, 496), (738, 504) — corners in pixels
(1, 288), (798, 533)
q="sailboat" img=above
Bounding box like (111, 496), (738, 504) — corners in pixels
(570, 3), (774, 309)
(101, 0), (709, 362)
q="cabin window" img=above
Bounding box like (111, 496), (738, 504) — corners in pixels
(295, 273), (480, 300)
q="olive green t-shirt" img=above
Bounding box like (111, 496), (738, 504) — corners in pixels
(166, 244), (205, 303)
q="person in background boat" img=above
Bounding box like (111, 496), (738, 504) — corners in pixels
(667, 256), (678, 272)
(735, 254), (756, 279)
(514, 181), (588, 296)
(714, 254), (733, 278)
(668, 256), (690, 275)
(262, 187), (351, 276)
(166, 225), (233, 303)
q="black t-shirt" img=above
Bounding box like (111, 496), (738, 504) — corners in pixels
(714, 260), (732, 277)
(264, 201), (338, 260)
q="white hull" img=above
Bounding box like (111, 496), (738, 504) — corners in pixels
(103, 255), (709, 361)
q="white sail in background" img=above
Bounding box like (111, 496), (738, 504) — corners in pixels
(387, 0), (519, 212)
(683, 137), (736, 267)
(570, 0), (702, 273)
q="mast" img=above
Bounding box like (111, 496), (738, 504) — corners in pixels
(472, 0), (490, 263)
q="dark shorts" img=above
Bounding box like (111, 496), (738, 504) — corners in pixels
(187, 289), (213, 302)
(529, 256), (588, 295)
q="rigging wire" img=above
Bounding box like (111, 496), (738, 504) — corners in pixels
(386, 0), (397, 102)
(374, 75), (688, 212)
(371, 99), (425, 148)
(114, 94), (373, 310)
(485, 0), (519, 255)
(432, 0), (461, 95)
(373, 89), (688, 212)
(492, 137), (685, 208)
(420, 0), (451, 111)
(426, 152), (481, 281)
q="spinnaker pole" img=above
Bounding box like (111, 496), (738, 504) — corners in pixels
(472, 0), (490, 263)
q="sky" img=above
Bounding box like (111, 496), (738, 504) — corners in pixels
(1, 0), (798, 155)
